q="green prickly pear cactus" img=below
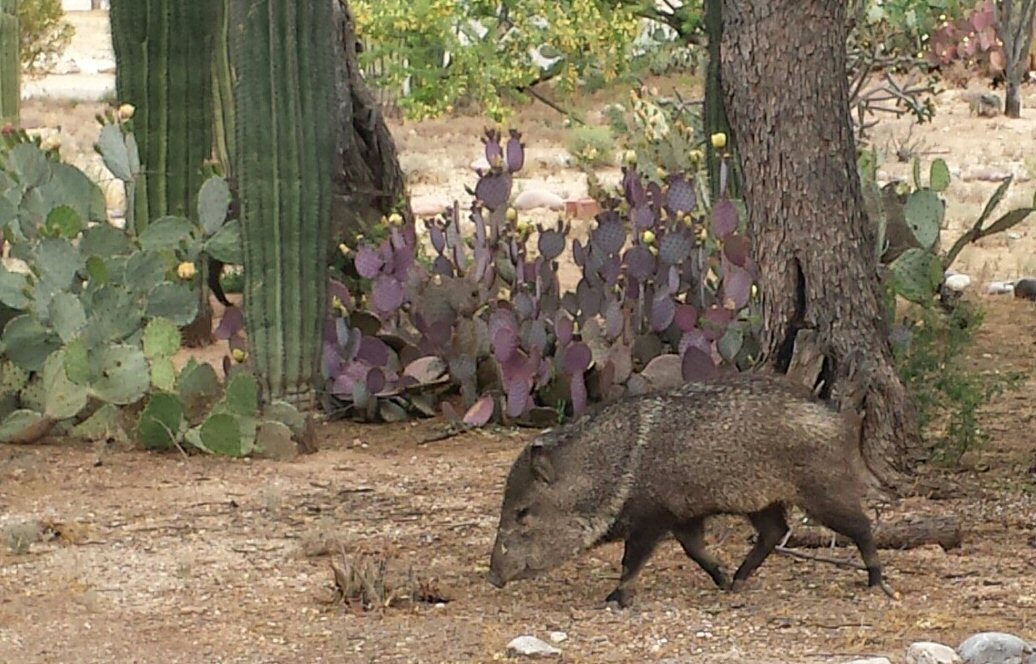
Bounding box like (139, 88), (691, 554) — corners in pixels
(0, 0), (17, 126)
(229, 0), (337, 409)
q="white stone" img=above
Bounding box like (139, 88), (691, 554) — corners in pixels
(506, 635), (561, 658)
(987, 281), (1015, 295)
(958, 632), (1036, 664)
(944, 274), (972, 292)
(548, 631), (568, 643)
(844, 658), (892, 664)
(907, 641), (963, 664)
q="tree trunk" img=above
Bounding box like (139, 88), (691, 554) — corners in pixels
(719, 0), (922, 493)
(997, 0), (1036, 119)
(331, 0), (414, 247)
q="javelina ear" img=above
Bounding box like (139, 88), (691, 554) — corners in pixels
(530, 443), (556, 484)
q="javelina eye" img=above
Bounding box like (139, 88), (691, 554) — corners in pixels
(516, 507), (531, 523)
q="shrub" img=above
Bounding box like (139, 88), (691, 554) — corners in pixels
(17, 0), (74, 76)
(565, 125), (615, 169)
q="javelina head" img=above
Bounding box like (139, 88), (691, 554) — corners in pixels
(487, 436), (595, 588)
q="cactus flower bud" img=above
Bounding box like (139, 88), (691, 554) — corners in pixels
(622, 149), (637, 166)
(711, 132), (727, 149)
(338, 243), (349, 256)
(506, 207), (518, 222)
(118, 103), (136, 121)
(232, 348), (247, 363)
(641, 230), (656, 245)
(655, 167), (667, 180)
(177, 261), (197, 280)
(388, 212), (403, 226)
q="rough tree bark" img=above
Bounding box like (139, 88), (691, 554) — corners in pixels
(719, 0), (923, 493)
(331, 0), (414, 246)
(997, 0), (1036, 118)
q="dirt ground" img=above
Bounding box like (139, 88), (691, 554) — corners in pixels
(3, 11), (1036, 664)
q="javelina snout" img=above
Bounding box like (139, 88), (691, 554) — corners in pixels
(486, 371), (890, 607)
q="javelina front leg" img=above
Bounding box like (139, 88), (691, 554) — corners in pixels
(731, 503), (788, 589)
(671, 519), (731, 589)
(604, 528), (665, 608)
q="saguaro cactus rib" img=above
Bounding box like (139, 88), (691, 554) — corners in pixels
(0, 0), (18, 126)
(230, 0), (336, 407)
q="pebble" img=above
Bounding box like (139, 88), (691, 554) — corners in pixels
(548, 631), (567, 643)
(987, 281), (1015, 295)
(844, 658), (892, 664)
(943, 273), (972, 292)
(907, 641), (963, 664)
(506, 635), (561, 658)
(958, 632), (1036, 664)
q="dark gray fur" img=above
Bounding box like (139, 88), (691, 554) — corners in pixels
(486, 371), (885, 607)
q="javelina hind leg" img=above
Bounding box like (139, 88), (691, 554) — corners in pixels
(604, 528), (666, 608)
(731, 503), (788, 590)
(805, 497), (884, 589)
(671, 518), (731, 589)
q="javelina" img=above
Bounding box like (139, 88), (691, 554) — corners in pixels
(486, 371), (886, 607)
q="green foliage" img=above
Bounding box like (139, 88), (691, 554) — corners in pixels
(565, 125), (615, 169)
(352, 0), (642, 120)
(891, 300), (1023, 464)
(0, 119), (299, 458)
(851, 0), (967, 59)
(15, 0), (73, 76)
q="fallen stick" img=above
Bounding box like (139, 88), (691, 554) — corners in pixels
(784, 514), (962, 551)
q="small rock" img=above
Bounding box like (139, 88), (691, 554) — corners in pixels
(411, 194), (451, 217)
(548, 631), (567, 643)
(1007, 231), (1022, 240)
(944, 273), (972, 292)
(844, 658), (892, 664)
(987, 281), (1014, 295)
(907, 641), (962, 664)
(513, 189), (565, 211)
(958, 631), (1036, 664)
(506, 635), (561, 658)
(470, 156), (492, 171)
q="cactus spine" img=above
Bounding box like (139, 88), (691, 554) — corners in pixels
(229, 0), (336, 408)
(0, 0), (18, 126)
(108, 0), (217, 233)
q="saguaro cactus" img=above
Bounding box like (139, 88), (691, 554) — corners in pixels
(0, 0), (18, 126)
(108, 0), (217, 233)
(229, 0), (337, 408)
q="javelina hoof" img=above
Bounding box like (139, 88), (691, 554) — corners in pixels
(604, 588), (632, 609)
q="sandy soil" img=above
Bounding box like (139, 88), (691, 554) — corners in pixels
(3, 10), (1036, 664)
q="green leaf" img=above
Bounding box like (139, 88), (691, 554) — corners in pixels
(138, 216), (196, 253)
(45, 205), (83, 238)
(90, 344), (150, 405)
(903, 189), (943, 250)
(49, 292), (87, 342)
(42, 350), (88, 420)
(97, 124), (133, 181)
(124, 251), (168, 295)
(223, 372), (259, 417)
(80, 224), (134, 258)
(150, 357), (177, 391)
(203, 219), (243, 264)
(983, 207), (1034, 237)
(70, 403), (126, 443)
(0, 268), (30, 309)
(145, 283), (198, 326)
(198, 177), (231, 235)
(2, 315), (59, 372)
(38, 163), (108, 224)
(7, 143), (51, 188)
(975, 176), (1013, 230)
(0, 409), (46, 443)
(137, 393), (185, 449)
(200, 413), (246, 456)
(142, 318), (182, 360)
(36, 237), (83, 289)
(85, 256), (109, 285)
(63, 338), (92, 384)
(929, 158), (950, 193)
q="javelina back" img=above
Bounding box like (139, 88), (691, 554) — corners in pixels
(486, 371), (886, 607)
